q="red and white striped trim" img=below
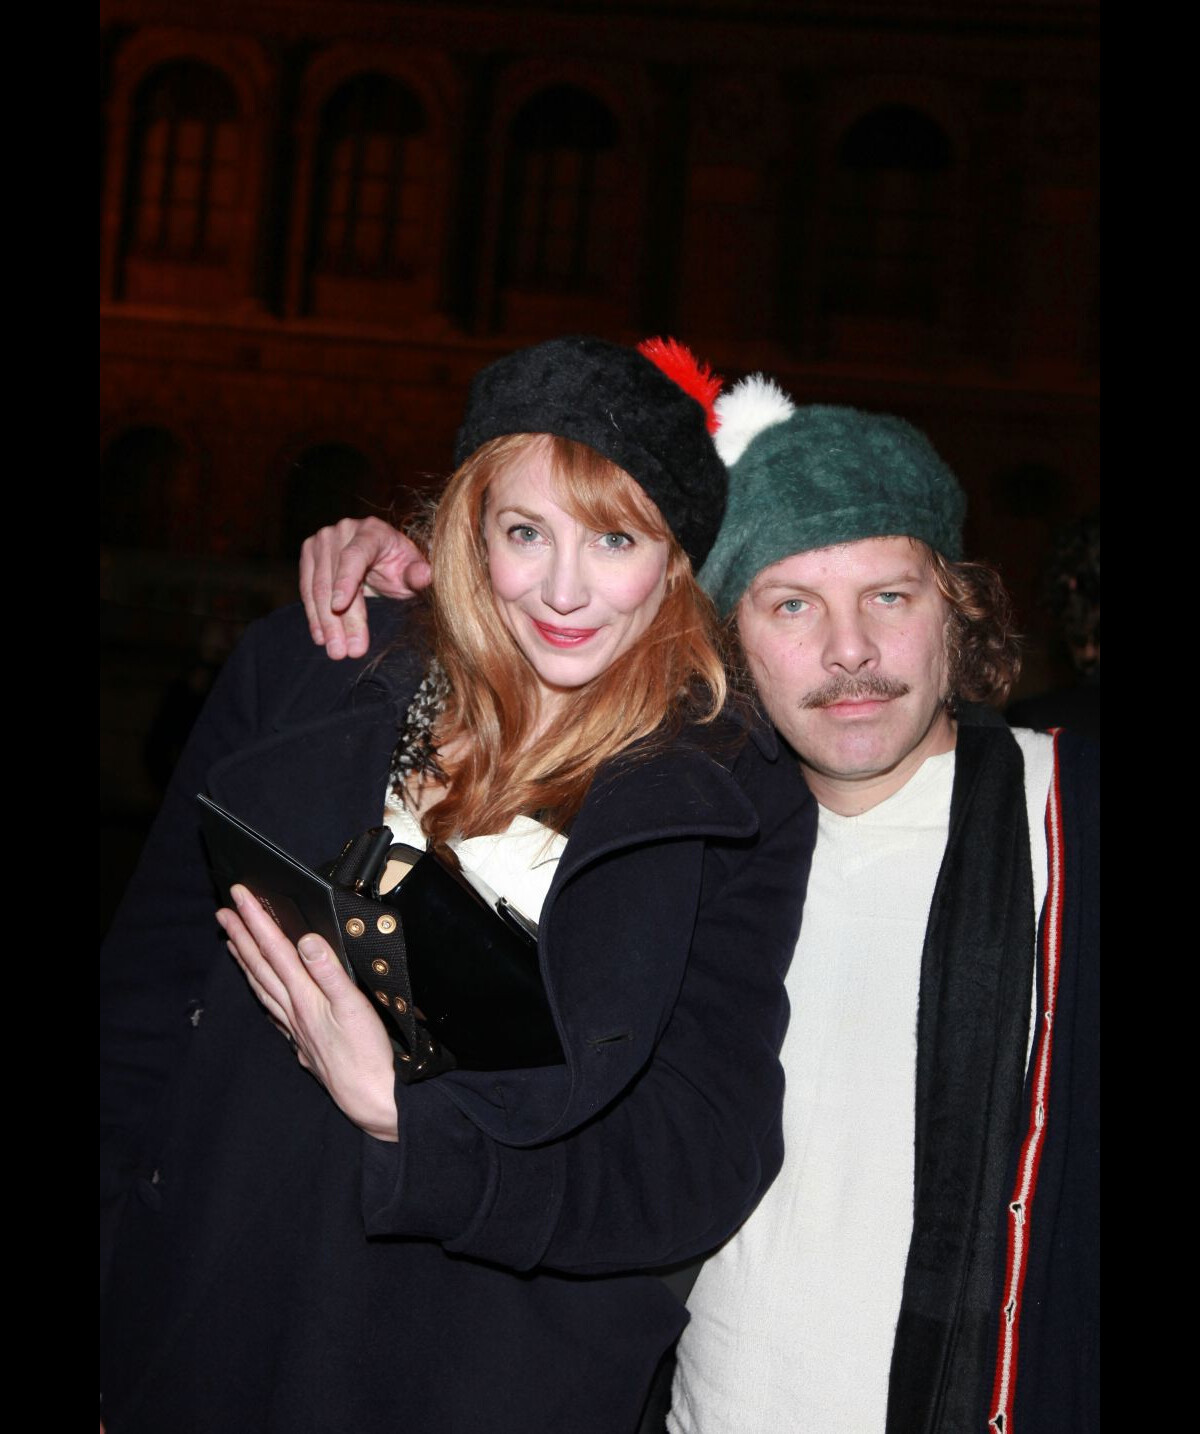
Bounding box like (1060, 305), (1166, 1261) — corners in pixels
(987, 730), (1064, 1434)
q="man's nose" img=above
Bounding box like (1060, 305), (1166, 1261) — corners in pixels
(543, 546), (588, 613)
(821, 606), (879, 672)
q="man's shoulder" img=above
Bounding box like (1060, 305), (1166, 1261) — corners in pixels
(1054, 730), (1100, 836)
(1054, 728), (1100, 779)
(1003, 710), (1099, 779)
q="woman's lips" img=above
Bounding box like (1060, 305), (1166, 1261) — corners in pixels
(532, 619), (600, 648)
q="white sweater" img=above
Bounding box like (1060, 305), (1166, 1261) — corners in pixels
(670, 731), (1052, 1434)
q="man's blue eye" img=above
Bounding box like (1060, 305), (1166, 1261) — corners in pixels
(876, 592), (902, 605)
(779, 599), (807, 614)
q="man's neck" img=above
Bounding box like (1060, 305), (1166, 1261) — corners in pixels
(804, 718), (958, 817)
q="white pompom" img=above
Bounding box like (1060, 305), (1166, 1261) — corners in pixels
(713, 375), (796, 467)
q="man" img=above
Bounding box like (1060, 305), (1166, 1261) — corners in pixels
(299, 377), (1099, 1433)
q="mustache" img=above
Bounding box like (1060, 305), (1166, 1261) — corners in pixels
(800, 673), (911, 709)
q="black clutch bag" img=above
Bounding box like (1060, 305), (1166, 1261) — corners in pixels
(197, 794), (564, 1082)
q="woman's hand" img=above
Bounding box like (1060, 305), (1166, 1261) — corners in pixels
(299, 516), (431, 659)
(217, 885), (400, 1142)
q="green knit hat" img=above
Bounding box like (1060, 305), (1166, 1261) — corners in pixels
(699, 377), (967, 616)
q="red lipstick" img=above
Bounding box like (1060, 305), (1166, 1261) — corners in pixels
(532, 620), (599, 648)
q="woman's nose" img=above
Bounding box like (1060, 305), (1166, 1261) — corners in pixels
(543, 547), (588, 613)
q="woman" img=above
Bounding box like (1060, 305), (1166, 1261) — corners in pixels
(99, 336), (815, 1434)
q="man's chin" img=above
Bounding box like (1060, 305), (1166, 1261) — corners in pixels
(790, 708), (955, 789)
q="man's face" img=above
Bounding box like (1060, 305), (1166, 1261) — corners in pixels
(736, 536), (956, 813)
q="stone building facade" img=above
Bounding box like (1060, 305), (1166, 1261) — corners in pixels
(100, 0), (1100, 918)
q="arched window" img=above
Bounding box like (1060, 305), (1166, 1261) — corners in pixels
(824, 105), (953, 328)
(500, 86), (620, 294)
(126, 61), (240, 264)
(310, 75), (431, 282)
(279, 444), (377, 560)
(101, 426), (188, 550)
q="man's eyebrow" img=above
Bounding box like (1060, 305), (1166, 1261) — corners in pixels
(750, 580), (811, 597)
(750, 569), (927, 597)
(865, 570), (925, 587)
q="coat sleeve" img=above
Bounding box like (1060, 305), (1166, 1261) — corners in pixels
(99, 605), (405, 1253)
(101, 613), (271, 1223)
(360, 744), (816, 1275)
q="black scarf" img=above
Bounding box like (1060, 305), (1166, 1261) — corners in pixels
(885, 706), (1035, 1434)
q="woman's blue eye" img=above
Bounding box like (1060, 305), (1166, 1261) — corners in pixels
(598, 532), (634, 550)
(509, 525), (540, 543)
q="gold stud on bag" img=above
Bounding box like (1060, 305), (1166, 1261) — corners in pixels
(197, 796), (562, 1085)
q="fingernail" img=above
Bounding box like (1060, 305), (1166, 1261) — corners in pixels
(215, 910), (229, 931)
(298, 935), (323, 962)
(332, 588), (347, 606)
(230, 885), (246, 908)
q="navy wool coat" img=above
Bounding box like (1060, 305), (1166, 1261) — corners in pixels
(100, 602), (816, 1434)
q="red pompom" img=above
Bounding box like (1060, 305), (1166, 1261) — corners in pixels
(637, 336), (723, 434)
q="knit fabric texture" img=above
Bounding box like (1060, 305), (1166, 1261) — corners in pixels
(700, 403), (966, 616)
(453, 335), (727, 572)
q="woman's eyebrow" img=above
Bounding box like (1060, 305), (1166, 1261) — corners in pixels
(494, 505), (545, 523)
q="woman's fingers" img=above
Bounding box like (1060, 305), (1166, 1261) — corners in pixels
(221, 931), (292, 1030)
(224, 890), (365, 1030)
(218, 904), (289, 1006)
(220, 888), (399, 1139)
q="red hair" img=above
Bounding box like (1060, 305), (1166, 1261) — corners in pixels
(420, 433), (727, 841)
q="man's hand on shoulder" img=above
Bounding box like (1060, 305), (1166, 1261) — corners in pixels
(299, 516), (431, 659)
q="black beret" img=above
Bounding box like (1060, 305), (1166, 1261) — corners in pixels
(453, 335), (726, 571)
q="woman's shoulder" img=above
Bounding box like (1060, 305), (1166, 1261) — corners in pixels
(231, 599), (431, 723)
(241, 597), (425, 660)
(695, 701), (813, 816)
(670, 690), (784, 774)
(583, 695), (810, 834)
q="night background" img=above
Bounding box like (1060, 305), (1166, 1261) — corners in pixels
(99, 0), (1100, 930)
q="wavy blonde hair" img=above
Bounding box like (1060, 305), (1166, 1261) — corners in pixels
(419, 433), (727, 841)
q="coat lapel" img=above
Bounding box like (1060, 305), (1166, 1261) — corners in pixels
(205, 684), (408, 870)
(552, 732), (764, 893)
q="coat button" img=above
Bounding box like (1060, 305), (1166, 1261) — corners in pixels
(371, 958), (390, 976)
(376, 914), (397, 934)
(136, 1170), (164, 1210)
(345, 918), (366, 938)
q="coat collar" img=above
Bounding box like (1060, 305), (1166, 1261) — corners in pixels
(204, 602), (778, 877)
(552, 730), (766, 890)
(207, 701), (770, 886)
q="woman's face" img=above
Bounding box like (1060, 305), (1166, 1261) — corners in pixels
(484, 446), (670, 708)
